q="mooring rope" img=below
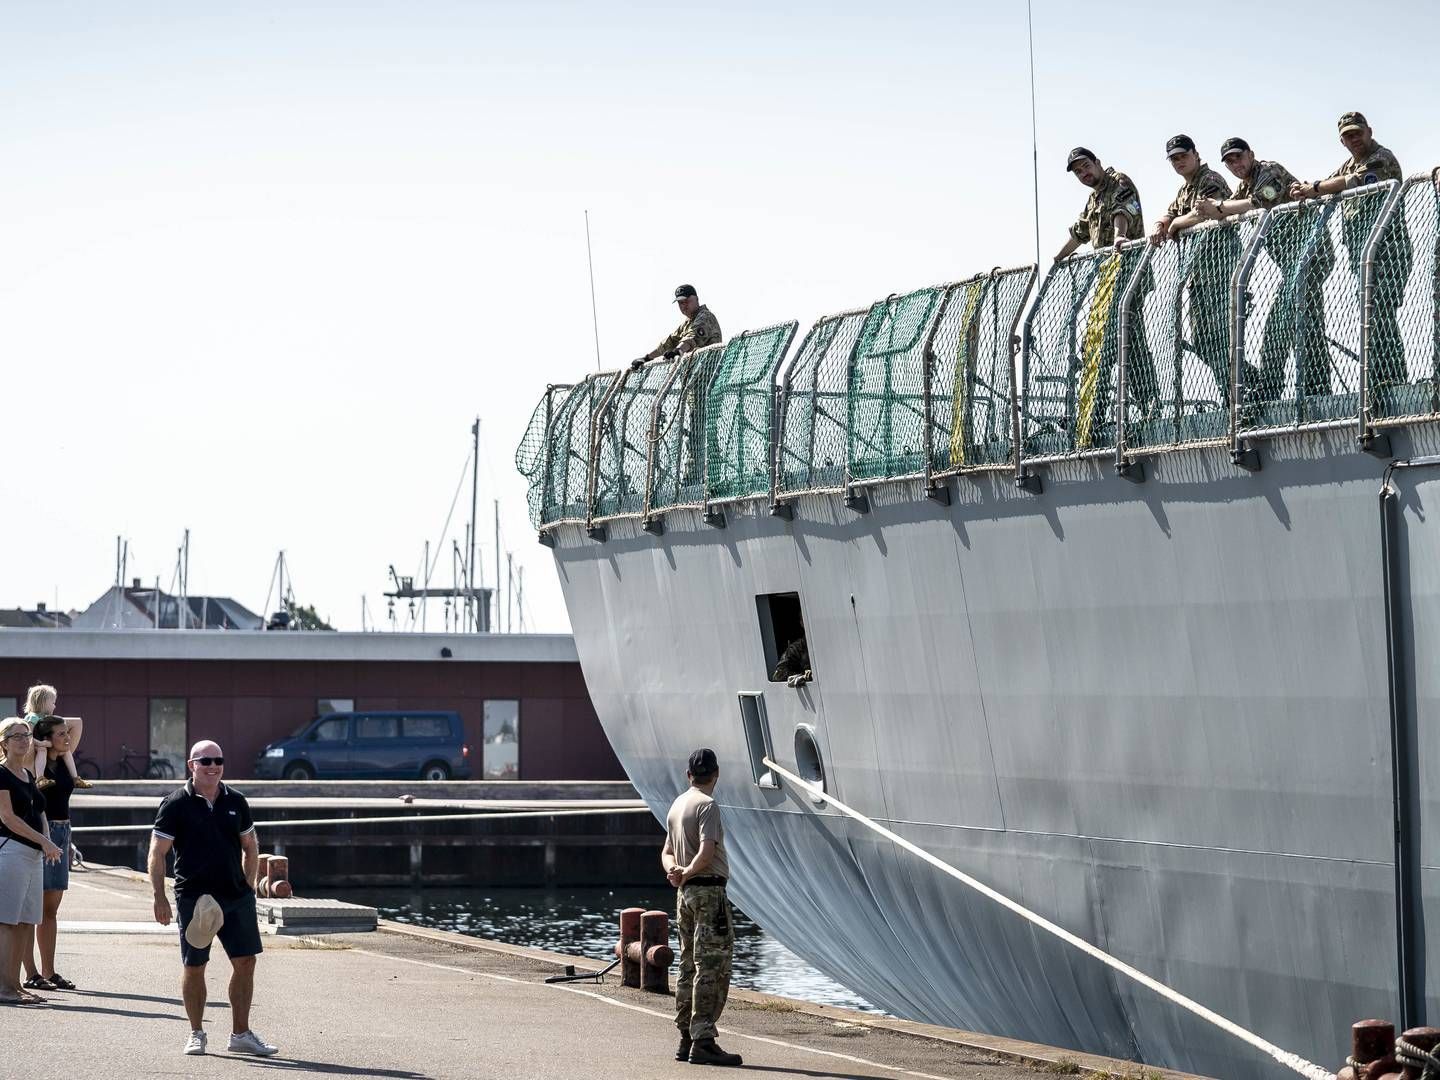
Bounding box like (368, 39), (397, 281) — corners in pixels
(1396, 1037), (1440, 1077)
(761, 756), (1333, 1080)
(70, 805), (654, 835)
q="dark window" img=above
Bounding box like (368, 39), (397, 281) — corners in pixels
(317, 698), (354, 715)
(311, 717), (349, 742)
(756, 592), (810, 683)
(355, 716), (400, 739)
(403, 715), (450, 739)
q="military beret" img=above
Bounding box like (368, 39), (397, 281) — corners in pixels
(688, 747), (718, 777)
(1165, 134), (1197, 158)
(1338, 111), (1368, 133)
(1065, 147), (1097, 172)
(673, 284), (698, 302)
(1219, 137), (1251, 159)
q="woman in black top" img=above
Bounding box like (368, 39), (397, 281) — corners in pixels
(22, 717), (80, 991)
(0, 717), (63, 1006)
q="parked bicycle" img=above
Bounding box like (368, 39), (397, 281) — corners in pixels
(106, 744), (177, 780)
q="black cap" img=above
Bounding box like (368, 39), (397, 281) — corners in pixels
(673, 284), (698, 303)
(1165, 134), (1197, 158)
(1219, 136), (1251, 159)
(688, 747), (718, 777)
(1065, 147), (1096, 172)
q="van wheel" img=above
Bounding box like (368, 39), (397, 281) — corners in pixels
(420, 761), (451, 781)
(284, 762), (315, 781)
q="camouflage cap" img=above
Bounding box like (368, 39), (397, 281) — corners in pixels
(1338, 111), (1368, 133)
(1165, 134), (1197, 159)
(673, 284), (698, 302)
(688, 747), (718, 777)
(1219, 136), (1251, 159)
(1065, 146), (1097, 172)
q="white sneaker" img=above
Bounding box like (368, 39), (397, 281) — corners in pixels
(184, 1030), (207, 1056)
(228, 1029), (279, 1056)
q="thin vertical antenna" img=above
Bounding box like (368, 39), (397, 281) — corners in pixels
(1026, 0), (1041, 269)
(585, 210), (601, 372)
(494, 500), (501, 634)
(469, 417), (480, 633)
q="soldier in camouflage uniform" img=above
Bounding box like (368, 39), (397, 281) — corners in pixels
(1149, 135), (1238, 412)
(1290, 112), (1409, 394)
(633, 284), (723, 368)
(1194, 137), (1313, 408)
(1055, 147), (1158, 435)
(662, 748), (742, 1068)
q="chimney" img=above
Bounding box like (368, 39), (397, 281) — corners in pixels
(132, 577), (141, 590)
(36, 602), (46, 612)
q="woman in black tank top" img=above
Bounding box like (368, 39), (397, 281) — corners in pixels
(21, 716), (81, 991)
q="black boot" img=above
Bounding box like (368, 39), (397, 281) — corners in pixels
(676, 1035), (692, 1062)
(688, 1038), (743, 1067)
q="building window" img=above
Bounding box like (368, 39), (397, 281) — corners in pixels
(149, 698), (188, 777)
(0, 697), (17, 719)
(317, 698), (354, 716)
(482, 700), (520, 780)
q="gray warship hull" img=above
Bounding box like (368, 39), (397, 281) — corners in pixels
(521, 170), (1440, 1078)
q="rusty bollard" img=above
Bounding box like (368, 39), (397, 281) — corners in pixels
(1339, 1020), (1396, 1079)
(1378, 1026), (1440, 1079)
(614, 908), (674, 993)
(256, 854), (293, 899)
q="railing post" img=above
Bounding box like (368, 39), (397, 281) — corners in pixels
(642, 358), (687, 535)
(1229, 210), (1274, 471)
(586, 371), (629, 541)
(920, 280), (966, 506)
(537, 385), (561, 545)
(842, 306), (873, 514)
(1014, 262), (1055, 494)
(1114, 243), (1152, 482)
(769, 326), (806, 521)
(1358, 178), (1406, 457)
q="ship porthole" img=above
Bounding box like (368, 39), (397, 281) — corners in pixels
(794, 724), (826, 806)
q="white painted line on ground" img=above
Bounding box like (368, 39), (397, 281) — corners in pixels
(351, 947), (952, 1080)
(58, 920), (172, 934)
(69, 879), (138, 901)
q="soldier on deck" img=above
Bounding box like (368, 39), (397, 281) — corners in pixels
(631, 285), (722, 370)
(1290, 111), (1409, 391)
(1055, 147), (1157, 433)
(1193, 138), (1308, 406)
(1147, 135), (1236, 409)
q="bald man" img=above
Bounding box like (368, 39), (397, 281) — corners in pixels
(150, 740), (277, 1058)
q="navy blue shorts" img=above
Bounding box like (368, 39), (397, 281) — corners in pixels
(177, 891), (263, 967)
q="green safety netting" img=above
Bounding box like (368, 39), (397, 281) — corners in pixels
(648, 343), (726, 513)
(590, 358), (680, 521)
(847, 287), (945, 482)
(1237, 184), (1392, 430)
(540, 374), (615, 525)
(517, 384), (570, 528)
(1124, 215), (1256, 451)
(705, 322), (800, 503)
(1021, 243), (1149, 458)
(776, 309), (869, 495)
(927, 267), (1034, 475)
(1367, 173), (1440, 422)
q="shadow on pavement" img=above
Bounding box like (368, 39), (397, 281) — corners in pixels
(237, 1061), (433, 1079)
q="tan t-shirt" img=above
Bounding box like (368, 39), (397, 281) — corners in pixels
(666, 785), (729, 881)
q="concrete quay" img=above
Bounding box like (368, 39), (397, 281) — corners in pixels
(24, 863), (1205, 1080)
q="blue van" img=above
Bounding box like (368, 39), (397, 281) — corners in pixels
(254, 711), (471, 781)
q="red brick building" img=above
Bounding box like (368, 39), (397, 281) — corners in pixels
(0, 630), (621, 781)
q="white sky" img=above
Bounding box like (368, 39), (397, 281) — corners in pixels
(3, 0), (1436, 632)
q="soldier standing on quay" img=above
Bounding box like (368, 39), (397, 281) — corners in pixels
(661, 748), (742, 1068)
(1055, 147), (1158, 432)
(631, 285), (722, 370)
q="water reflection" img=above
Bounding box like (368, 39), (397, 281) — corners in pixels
(335, 886), (881, 1014)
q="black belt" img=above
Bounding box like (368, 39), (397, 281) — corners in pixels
(685, 875), (727, 887)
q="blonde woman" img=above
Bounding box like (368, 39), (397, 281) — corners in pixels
(24, 685), (90, 791)
(0, 717), (63, 1007)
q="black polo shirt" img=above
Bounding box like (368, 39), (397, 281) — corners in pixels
(153, 780), (255, 900)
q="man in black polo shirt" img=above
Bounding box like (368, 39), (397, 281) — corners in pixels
(150, 739), (278, 1058)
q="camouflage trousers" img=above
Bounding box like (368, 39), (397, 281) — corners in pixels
(675, 883), (733, 1040)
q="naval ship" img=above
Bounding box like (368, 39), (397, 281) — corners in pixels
(516, 170), (1440, 1078)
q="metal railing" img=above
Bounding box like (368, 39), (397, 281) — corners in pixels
(518, 167), (1440, 537)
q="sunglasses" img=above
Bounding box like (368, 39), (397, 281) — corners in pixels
(3, 732), (33, 741)
(190, 756), (225, 766)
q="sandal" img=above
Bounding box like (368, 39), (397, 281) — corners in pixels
(45, 973), (75, 990)
(22, 975), (53, 991)
(16, 989), (48, 1005)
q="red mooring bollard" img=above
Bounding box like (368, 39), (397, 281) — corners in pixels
(257, 854), (293, 899)
(1339, 1020), (1396, 1079)
(614, 908), (673, 993)
(1375, 1026), (1440, 1080)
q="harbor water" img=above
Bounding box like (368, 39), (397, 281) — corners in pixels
(335, 885), (882, 1014)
